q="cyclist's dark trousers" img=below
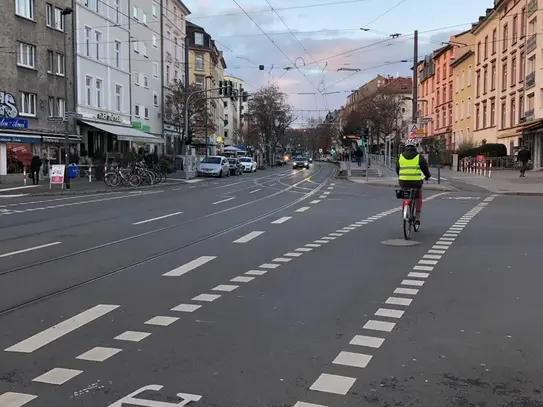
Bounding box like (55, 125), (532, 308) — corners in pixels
(399, 180), (423, 212)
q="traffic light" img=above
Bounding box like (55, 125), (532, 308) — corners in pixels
(242, 91), (248, 102)
(362, 127), (369, 144)
(218, 80), (223, 95)
(227, 80), (234, 97)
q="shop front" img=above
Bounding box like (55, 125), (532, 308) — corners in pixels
(0, 133), (41, 178)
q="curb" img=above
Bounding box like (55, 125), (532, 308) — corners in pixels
(496, 191), (543, 196)
(2, 182), (172, 197)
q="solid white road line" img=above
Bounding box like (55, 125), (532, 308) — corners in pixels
(0, 185), (40, 192)
(271, 216), (292, 224)
(76, 347), (122, 362)
(363, 320), (396, 332)
(171, 304), (202, 313)
(350, 335), (385, 348)
(114, 331), (151, 342)
(212, 197), (235, 205)
(0, 241), (62, 259)
(144, 316), (179, 326)
(295, 207), (310, 212)
(0, 392), (37, 407)
(249, 189), (261, 194)
(233, 231), (264, 243)
(162, 256), (217, 276)
(32, 368), (83, 385)
(132, 211), (183, 225)
(310, 373), (356, 395)
(5, 304), (119, 353)
(333, 351), (373, 368)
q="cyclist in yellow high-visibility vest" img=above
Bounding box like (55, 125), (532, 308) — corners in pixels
(396, 139), (431, 225)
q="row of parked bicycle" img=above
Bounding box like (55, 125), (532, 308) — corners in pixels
(103, 162), (168, 187)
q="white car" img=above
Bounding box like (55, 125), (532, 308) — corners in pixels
(239, 157), (257, 172)
(198, 156), (230, 177)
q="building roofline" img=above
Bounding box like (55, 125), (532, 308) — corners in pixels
(433, 44), (452, 59)
(450, 50), (474, 68)
(471, 8), (496, 34)
(173, 0), (191, 15)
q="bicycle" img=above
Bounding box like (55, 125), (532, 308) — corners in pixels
(395, 187), (420, 240)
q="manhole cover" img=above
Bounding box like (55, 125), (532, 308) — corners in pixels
(381, 239), (420, 247)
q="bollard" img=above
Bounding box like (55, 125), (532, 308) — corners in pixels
(488, 161), (492, 177)
(23, 168), (27, 186)
(483, 161), (487, 177)
(88, 165), (92, 182)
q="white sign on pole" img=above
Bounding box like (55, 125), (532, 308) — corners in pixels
(49, 164), (65, 189)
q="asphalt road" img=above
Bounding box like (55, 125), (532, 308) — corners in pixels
(1, 162), (542, 407)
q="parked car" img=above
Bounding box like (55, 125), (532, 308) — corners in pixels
(228, 158), (243, 175)
(198, 156), (230, 177)
(239, 157), (257, 172)
(292, 156), (309, 169)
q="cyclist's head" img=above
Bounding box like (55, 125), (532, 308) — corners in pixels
(404, 139), (418, 150)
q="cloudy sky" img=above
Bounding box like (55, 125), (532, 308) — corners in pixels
(182, 0), (492, 126)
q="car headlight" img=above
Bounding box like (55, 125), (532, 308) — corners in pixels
(304, 162), (308, 165)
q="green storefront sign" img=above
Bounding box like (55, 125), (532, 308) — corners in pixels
(132, 121), (151, 133)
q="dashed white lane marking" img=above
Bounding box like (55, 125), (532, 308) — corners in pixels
(401, 279), (424, 286)
(132, 211), (183, 225)
(212, 197), (235, 205)
(76, 347), (122, 362)
(333, 351), (373, 368)
(0, 392), (37, 406)
(212, 284), (239, 292)
(350, 335), (385, 348)
(330, 183), (335, 186)
(295, 247), (312, 252)
(192, 294), (221, 302)
(386, 297), (412, 306)
(310, 200), (321, 204)
(327, 187), (333, 190)
(322, 191), (330, 195)
(284, 252), (303, 257)
(293, 403), (328, 407)
(363, 320), (396, 332)
(0, 241), (62, 259)
(245, 270), (267, 276)
(305, 243), (321, 248)
(413, 265), (433, 271)
(32, 368), (83, 385)
(162, 256), (217, 276)
(337, 229), (350, 233)
(375, 308), (404, 318)
(309, 373), (356, 395)
(273, 257), (292, 262)
(394, 287), (419, 295)
(321, 236), (336, 240)
(233, 231), (265, 243)
(314, 240), (329, 244)
(329, 233), (343, 237)
(318, 195), (327, 198)
(259, 263), (280, 269)
(171, 304), (202, 313)
(418, 259), (438, 265)
(114, 331), (151, 342)
(144, 316), (179, 326)
(408, 272), (430, 278)
(5, 304), (119, 353)
(296, 207), (310, 212)
(249, 189), (261, 194)
(231, 276), (255, 283)
(271, 216), (292, 224)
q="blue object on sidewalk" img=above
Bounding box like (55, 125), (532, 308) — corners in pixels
(68, 164), (78, 179)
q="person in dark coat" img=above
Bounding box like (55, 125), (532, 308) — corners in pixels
(30, 155), (42, 185)
(517, 146), (531, 177)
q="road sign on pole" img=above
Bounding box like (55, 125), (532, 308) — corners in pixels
(65, 111), (83, 118)
(47, 116), (64, 122)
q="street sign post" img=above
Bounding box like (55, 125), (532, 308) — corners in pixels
(65, 111), (82, 118)
(47, 116), (64, 122)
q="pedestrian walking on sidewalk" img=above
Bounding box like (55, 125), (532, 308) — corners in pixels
(517, 146), (531, 177)
(30, 155), (42, 185)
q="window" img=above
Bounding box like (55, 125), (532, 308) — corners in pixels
(484, 35), (488, 59)
(18, 42), (36, 69)
(510, 97), (516, 126)
(166, 65), (170, 83)
(174, 7), (178, 25)
(529, 17), (536, 35)
(455, 73), (459, 92)
(503, 24), (508, 52)
(152, 2), (158, 17)
(16, 0), (34, 19)
(57, 98), (65, 117)
(20, 92), (37, 116)
(461, 100), (465, 119)
(174, 37), (178, 59)
(153, 93), (158, 107)
(153, 62), (159, 78)
(490, 99), (495, 126)
(195, 76), (204, 90)
(133, 38), (139, 52)
(164, 0), (168, 16)
(501, 101), (507, 128)
(482, 102), (487, 128)
(492, 28), (497, 54)
(95, 79), (102, 108)
(85, 27), (91, 57)
(477, 42), (481, 64)
(467, 98), (472, 117)
(114, 0), (120, 24)
(166, 31), (171, 52)
(114, 40), (121, 68)
(521, 7), (526, 37)
(47, 50), (54, 72)
(54, 7), (64, 31)
(491, 62), (496, 90)
(85, 76), (92, 105)
(195, 54), (204, 71)
(476, 71), (481, 97)
(475, 105), (480, 130)
(174, 70), (178, 79)
(115, 85), (122, 111)
(511, 57), (516, 86)
(502, 61), (507, 90)
(461, 69), (465, 89)
(56, 53), (65, 75)
(134, 71), (140, 85)
(467, 65), (472, 86)
(45, 3), (53, 26)
(141, 42), (147, 57)
(518, 94), (524, 120)
(520, 51), (525, 81)
(142, 12), (147, 25)
(483, 67), (487, 94)
(47, 96), (55, 116)
(152, 35), (158, 48)
(527, 93), (535, 111)
(455, 102), (459, 121)
(95, 31), (101, 60)
(513, 15), (518, 44)
(134, 105), (140, 117)
(144, 107), (149, 119)
(144, 75), (149, 88)
(527, 55), (535, 74)
(437, 67), (440, 83)
(195, 32), (204, 45)
(132, 6), (138, 19)
(437, 89), (440, 105)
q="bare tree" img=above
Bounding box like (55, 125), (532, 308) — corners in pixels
(164, 80), (216, 152)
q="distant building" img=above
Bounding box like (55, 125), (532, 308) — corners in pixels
(223, 75), (248, 146)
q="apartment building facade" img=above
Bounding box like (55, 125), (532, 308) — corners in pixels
(223, 76), (247, 146)
(1, 0), (78, 179)
(451, 30), (476, 149)
(417, 56), (436, 138)
(161, 0), (190, 154)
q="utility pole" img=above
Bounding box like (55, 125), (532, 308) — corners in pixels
(412, 30), (418, 124)
(183, 40), (189, 160)
(62, 7), (73, 189)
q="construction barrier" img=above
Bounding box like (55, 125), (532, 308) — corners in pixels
(460, 157), (492, 177)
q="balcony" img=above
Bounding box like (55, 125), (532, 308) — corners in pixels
(527, 34), (537, 53)
(527, 0), (537, 17)
(526, 72), (536, 88)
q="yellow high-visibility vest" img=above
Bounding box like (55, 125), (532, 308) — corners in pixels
(398, 154), (422, 181)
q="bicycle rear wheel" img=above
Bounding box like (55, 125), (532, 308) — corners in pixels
(412, 198), (420, 232)
(402, 201), (412, 240)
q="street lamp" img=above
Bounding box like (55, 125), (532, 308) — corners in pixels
(61, 7), (73, 189)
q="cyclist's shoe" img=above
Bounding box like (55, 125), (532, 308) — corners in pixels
(415, 212), (421, 226)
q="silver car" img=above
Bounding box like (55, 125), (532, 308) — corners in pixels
(198, 156), (230, 177)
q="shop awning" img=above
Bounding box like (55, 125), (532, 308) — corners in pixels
(81, 121), (165, 144)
